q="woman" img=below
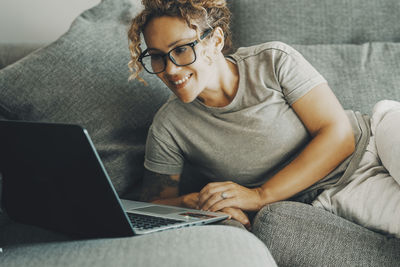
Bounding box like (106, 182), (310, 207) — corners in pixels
(128, 0), (400, 236)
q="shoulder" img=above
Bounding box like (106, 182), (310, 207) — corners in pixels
(151, 94), (180, 128)
(230, 41), (300, 62)
(151, 94), (198, 135)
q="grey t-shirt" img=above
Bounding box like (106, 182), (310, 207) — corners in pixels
(144, 42), (367, 189)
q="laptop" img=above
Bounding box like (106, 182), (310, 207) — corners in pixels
(0, 120), (228, 238)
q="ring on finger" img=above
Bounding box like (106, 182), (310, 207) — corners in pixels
(221, 192), (228, 199)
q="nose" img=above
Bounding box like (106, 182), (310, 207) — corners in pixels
(164, 56), (180, 75)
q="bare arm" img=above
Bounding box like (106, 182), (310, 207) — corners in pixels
(199, 83), (356, 211)
(259, 83), (355, 204)
(140, 170), (184, 206)
(141, 170), (202, 209)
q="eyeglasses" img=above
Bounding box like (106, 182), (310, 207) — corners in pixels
(139, 29), (212, 74)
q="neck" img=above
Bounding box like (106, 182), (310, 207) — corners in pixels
(197, 55), (239, 107)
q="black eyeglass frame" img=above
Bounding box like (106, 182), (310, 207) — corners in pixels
(138, 28), (212, 74)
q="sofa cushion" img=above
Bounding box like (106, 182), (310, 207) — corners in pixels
(252, 201), (400, 266)
(292, 42), (400, 115)
(0, 44), (45, 70)
(0, 225), (277, 267)
(0, 0), (169, 198)
(229, 0), (400, 46)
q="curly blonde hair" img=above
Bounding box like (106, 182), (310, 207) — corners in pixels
(127, 0), (233, 84)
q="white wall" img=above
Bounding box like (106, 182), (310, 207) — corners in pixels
(0, 0), (101, 44)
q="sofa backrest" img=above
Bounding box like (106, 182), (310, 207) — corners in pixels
(227, 0), (400, 115)
(229, 0), (400, 46)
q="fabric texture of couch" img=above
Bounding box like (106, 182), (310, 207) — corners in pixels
(0, 0), (399, 266)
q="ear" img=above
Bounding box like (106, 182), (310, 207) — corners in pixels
(200, 27), (225, 65)
(211, 26), (225, 53)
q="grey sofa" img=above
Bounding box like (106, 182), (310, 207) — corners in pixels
(1, 0), (400, 266)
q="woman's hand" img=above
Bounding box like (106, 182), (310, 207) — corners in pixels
(181, 192), (200, 209)
(220, 207), (251, 230)
(181, 192), (251, 229)
(180, 192), (251, 229)
(198, 181), (267, 212)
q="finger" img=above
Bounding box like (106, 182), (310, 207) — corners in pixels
(200, 189), (235, 211)
(183, 193), (199, 209)
(200, 188), (234, 211)
(229, 209), (251, 230)
(216, 211), (232, 220)
(222, 208), (250, 228)
(200, 192), (222, 211)
(208, 197), (237, 212)
(204, 189), (234, 211)
(199, 182), (231, 195)
(198, 182), (233, 207)
(198, 182), (229, 202)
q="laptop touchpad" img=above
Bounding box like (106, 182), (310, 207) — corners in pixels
(132, 206), (186, 214)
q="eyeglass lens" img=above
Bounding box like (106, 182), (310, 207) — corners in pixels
(141, 44), (196, 74)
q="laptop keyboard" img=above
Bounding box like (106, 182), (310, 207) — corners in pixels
(127, 213), (182, 230)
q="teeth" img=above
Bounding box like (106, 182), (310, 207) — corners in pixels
(173, 74), (190, 85)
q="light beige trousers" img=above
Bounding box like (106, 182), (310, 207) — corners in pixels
(313, 100), (400, 238)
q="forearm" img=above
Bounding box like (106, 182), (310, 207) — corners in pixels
(141, 170), (201, 208)
(140, 170), (183, 204)
(260, 125), (355, 205)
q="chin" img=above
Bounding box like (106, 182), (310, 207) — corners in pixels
(173, 91), (197, 103)
(178, 95), (196, 103)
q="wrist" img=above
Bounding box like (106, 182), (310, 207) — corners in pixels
(257, 186), (275, 207)
(180, 193), (199, 209)
(179, 194), (188, 207)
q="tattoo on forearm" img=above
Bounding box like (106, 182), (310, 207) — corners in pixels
(140, 170), (179, 202)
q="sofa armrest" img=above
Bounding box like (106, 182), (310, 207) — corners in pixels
(0, 43), (45, 69)
(253, 201), (400, 266)
(0, 224), (277, 267)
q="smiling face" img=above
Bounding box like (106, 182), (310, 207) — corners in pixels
(143, 16), (216, 103)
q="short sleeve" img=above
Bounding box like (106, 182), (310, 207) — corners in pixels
(144, 125), (184, 175)
(276, 45), (327, 105)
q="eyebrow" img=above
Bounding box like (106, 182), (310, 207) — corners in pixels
(167, 39), (183, 48)
(147, 36), (195, 53)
